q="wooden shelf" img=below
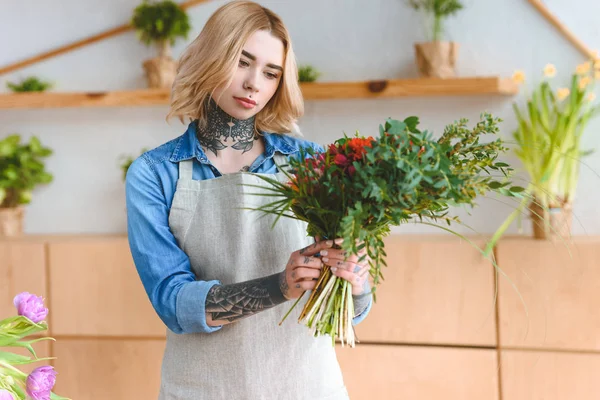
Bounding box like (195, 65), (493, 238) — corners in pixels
(0, 76), (518, 109)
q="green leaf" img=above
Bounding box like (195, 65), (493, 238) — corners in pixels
(403, 116), (420, 133)
(488, 181), (506, 189)
(0, 350), (32, 364)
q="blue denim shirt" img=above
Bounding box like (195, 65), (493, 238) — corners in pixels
(126, 121), (372, 334)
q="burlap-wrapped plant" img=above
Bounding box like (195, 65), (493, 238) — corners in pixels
(407, 0), (463, 79)
(131, 0), (191, 89)
(0, 135), (53, 237)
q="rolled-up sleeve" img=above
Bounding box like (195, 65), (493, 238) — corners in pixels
(125, 156), (221, 334)
(352, 297), (372, 326)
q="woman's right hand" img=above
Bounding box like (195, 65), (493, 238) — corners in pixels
(279, 238), (342, 299)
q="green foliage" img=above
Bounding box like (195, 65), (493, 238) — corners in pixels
(6, 77), (53, 93)
(298, 65), (321, 83)
(250, 114), (520, 289)
(0, 135), (53, 208)
(131, 0), (191, 46)
(484, 61), (600, 255)
(119, 148), (148, 182)
(407, 0), (464, 41)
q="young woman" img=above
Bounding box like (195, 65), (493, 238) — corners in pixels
(126, 2), (373, 399)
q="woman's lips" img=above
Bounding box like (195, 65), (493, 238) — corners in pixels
(234, 97), (257, 109)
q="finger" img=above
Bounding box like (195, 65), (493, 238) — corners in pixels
(359, 265), (370, 278)
(292, 255), (324, 269)
(291, 267), (322, 282)
(298, 238), (341, 257)
(323, 258), (356, 272)
(324, 251), (360, 264)
(330, 266), (363, 287)
(293, 280), (317, 292)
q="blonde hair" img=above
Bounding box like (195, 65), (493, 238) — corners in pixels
(166, 1), (304, 134)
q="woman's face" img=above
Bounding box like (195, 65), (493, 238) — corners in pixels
(212, 29), (285, 120)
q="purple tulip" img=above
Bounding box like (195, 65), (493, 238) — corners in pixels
(0, 389), (14, 400)
(26, 366), (57, 400)
(13, 292), (48, 323)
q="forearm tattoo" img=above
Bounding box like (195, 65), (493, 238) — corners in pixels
(197, 98), (258, 156)
(206, 272), (288, 323)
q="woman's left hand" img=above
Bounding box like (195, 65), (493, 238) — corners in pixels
(317, 238), (371, 296)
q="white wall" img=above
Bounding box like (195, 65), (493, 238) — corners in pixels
(1, 0), (599, 236)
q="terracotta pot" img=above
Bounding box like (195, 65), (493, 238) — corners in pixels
(414, 41), (459, 79)
(529, 199), (572, 241)
(0, 206), (24, 237)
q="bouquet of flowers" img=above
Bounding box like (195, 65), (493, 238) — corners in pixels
(250, 114), (521, 347)
(0, 292), (69, 400)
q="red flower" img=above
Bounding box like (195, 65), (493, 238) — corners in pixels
(334, 153), (350, 167)
(347, 137), (374, 160)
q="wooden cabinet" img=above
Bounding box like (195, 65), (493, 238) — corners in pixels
(53, 339), (165, 400)
(3, 234), (600, 399)
(0, 239), (47, 323)
(336, 345), (499, 400)
(501, 350), (600, 400)
(47, 237), (165, 337)
(356, 236), (496, 346)
(497, 238), (600, 351)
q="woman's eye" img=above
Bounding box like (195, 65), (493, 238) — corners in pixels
(239, 60), (250, 67)
(265, 72), (279, 80)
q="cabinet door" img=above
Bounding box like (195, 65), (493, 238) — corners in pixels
(336, 344), (499, 400)
(0, 240), (47, 323)
(355, 236), (496, 346)
(47, 237), (166, 337)
(501, 350), (600, 400)
(53, 339), (165, 400)
(497, 238), (600, 351)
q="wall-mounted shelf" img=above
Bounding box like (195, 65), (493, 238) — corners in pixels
(0, 76), (518, 109)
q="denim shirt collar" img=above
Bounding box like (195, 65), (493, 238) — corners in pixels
(169, 120), (299, 163)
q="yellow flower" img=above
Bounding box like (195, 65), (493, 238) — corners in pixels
(543, 63), (557, 77)
(557, 88), (570, 101)
(586, 93), (596, 102)
(579, 76), (592, 90)
(576, 61), (591, 75)
(594, 58), (600, 70)
(595, 71), (600, 80)
(512, 70), (526, 84)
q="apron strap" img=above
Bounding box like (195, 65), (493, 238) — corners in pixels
(178, 159), (194, 181)
(273, 153), (291, 174)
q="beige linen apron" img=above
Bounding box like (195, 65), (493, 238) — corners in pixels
(160, 154), (349, 400)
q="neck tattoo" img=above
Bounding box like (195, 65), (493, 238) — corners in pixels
(197, 99), (258, 156)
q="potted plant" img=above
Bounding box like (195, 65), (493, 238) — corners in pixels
(118, 148), (148, 182)
(298, 65), (321, 83)
(407, 0), (463, 78)
(6, 77), (53, 92)
(484, 61), (599, 252)
(131, 0), (191, 89)
(0, 135), (53, 237)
